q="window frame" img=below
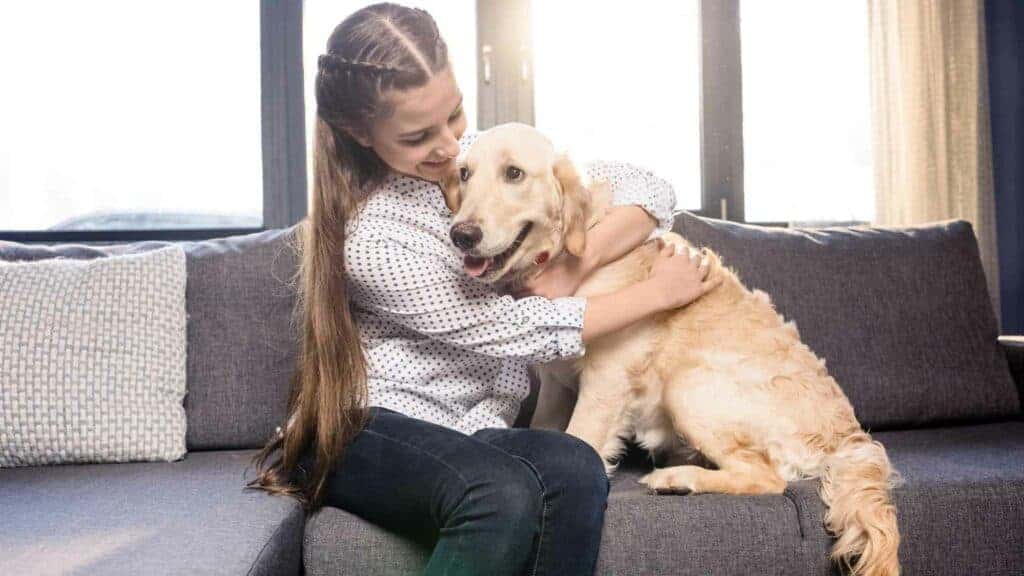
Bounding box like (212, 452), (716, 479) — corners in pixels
(2, 0), (805, 245)
(0, 0), (307, 244)
(477, 0), (756, 223)
(696, 0), (744, 223)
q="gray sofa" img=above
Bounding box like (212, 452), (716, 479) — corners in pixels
(2, 211), (1022, 576)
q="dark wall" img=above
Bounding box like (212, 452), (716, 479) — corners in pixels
(987, 0), (1024, 334)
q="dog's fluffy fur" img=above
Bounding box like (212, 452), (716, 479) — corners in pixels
(446, 123), (901, 576)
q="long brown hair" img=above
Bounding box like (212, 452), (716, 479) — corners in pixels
(247, 3), (449, 511)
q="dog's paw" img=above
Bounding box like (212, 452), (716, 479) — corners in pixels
(638, 467), (695, 495)
(603, 461), (619, 478)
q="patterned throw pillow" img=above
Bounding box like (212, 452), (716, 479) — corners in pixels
(0, 246), (188, 467)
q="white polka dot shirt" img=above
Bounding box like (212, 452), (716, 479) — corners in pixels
(344, 133), (677, 435)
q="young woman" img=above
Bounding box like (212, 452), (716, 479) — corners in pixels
(250, 4), (718, 575)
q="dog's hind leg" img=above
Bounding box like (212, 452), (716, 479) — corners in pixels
(638, 448), (786, 495)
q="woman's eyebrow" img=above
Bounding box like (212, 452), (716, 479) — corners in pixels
(398, 96), (464, 138)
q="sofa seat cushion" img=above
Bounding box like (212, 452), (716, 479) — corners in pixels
(304, 422), (1024, 575)
(869, 422), (1024, 576)
(303, 450), (827, 576)
(0, 449), (302, 576)
(595, 464), (828, 575)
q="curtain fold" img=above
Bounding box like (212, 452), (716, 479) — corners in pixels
(868, 0), (1000, 319)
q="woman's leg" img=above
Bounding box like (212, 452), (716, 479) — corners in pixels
(471, 427), (610, 576)
(296, 407), (544, 576)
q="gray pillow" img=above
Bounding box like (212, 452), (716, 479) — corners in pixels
(0, 246), (188, 467)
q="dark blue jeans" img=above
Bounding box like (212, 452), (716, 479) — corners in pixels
(298, 406), (609, 576)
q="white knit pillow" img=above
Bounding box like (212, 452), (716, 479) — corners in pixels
(0, 246), (188, 467)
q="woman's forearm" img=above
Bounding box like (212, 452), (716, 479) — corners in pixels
(580, 205), (658, 275)
(581, 279), (666, 343)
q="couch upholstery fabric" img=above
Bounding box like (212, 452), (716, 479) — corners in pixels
(0, 449), (302, 576)
(672, 214), (1020, 430)
(1, 227), (302, 450)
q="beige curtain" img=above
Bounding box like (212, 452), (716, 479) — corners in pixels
(868, 0), (1000, 319)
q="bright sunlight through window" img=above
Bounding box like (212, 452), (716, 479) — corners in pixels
(741, 1), (874, 223)
(0, 2), (263, 231)
(533, 1), (702, 211)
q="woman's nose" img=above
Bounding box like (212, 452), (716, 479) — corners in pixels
(439, 128), (460, 158)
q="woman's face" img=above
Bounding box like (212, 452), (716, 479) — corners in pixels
(356, 64), (467, 183)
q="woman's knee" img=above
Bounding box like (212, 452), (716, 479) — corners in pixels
(452, 457), (543, 539)
(476, 456), (543, 512)
(543, 432), (611, 501)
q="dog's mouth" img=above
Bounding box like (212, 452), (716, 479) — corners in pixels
(463, 222), (534, 280)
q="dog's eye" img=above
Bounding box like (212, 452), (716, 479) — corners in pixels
(459, 166), (470, 182)
(505, 166), (524, 182)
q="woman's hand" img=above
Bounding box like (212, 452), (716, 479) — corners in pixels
(648, 242), (722, 310)
(513, 254), (588, 299)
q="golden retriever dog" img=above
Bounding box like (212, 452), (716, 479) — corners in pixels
(443, 123), (901, 576)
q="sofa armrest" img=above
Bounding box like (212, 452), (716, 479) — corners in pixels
(999, 336), (1024, 403)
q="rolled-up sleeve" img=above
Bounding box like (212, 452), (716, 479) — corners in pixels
(345, 232), (587, 364)
(586, 160), (677, 235)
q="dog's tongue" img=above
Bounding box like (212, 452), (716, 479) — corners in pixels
(463, 255), (492, 277)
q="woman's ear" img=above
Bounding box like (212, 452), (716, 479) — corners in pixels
(440, 168), (461, 213)
(553, 154), (588, 257)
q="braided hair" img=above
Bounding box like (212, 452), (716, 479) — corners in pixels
(247, 3), (451, 512)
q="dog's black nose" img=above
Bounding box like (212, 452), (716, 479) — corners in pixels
(450, 222), (482, 250)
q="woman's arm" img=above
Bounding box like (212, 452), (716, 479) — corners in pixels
(346, 231), (589, 365)
(578, 205), (657, 274)
(581, 275), (666, 342)
(345, 230), (708, 365)
(580, 160), (677, 274)
(582, 241), (714, 342)
(589, 159), (677, 235)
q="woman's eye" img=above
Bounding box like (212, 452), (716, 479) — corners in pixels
(505, 166), (523, 181)
(402, 134), (428, 146)
(459, 166), (470, 182)
(448, 108), (463, 122)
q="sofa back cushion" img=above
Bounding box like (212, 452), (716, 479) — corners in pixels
(673, 212), (1019, 430)
(0, 226), (301, 450)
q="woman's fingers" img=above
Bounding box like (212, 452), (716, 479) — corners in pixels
(701, 274), (724, 294)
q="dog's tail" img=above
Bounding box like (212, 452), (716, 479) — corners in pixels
(819, 431), (901, 576)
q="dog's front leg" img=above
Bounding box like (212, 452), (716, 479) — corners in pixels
(531, 361), (577, 431)
(564, 366), (630, 475)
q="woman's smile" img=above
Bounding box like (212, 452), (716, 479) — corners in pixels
(421, 157), (454, 170)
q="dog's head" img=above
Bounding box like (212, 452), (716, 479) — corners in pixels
(445, 123), (590, 286)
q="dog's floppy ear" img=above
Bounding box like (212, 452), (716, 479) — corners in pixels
(553, 153), (589, 257)
(439, 168), (461, 213)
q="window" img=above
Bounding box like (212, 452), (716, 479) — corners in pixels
(483, 0), (876, 225)
(1, 1), (877, 243)
(0, 1), (264, 238)
(741, 0), (873, 224)
(532, 1), (702, 210)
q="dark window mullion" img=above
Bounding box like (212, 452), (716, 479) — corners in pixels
(477, 0), (532, 129)
(261, 0), (307, 229)
(699, 0), (744, 222)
